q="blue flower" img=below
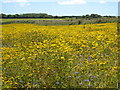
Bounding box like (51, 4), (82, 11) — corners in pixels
(88, 56), (91, 58)
(89, 85), (93, 86)
(88, 56), (91, 61)
(38, 58), (41, 60)
(84, 80), (89, 81)
(92, 76), (96, 78)
(56, 82), (60, 84)
(75, 72), (79, 74)
(89, 79), (92, 81)
(53, 71), (56, 73)
(76, 77), (80, 78)
(34, 82), (37, 84)
(6, 72), (8, 74)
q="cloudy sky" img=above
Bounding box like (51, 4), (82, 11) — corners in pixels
(0, 0), (119, 16)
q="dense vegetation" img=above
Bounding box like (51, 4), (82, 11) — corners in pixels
(0, 13), (116, 19)
(1, 18), (117, 26)
(1, 13), (119, 88)
(0, 13), (117, 25)
(2, 23), (118, 88)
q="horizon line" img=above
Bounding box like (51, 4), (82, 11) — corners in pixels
(0, 13), (117, 16)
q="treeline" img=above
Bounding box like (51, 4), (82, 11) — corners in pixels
(0, 13), (116, 19)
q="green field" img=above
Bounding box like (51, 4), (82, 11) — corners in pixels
(1, 18), (63, 22)
(1, 17), (118, 26)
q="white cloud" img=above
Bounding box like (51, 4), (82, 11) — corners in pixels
(19, 2), (30, 7)
(99, 0), (106, 3)
(58, 0), (87, 5)
(3, 0), (30, 6)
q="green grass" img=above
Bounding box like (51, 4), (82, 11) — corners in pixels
(0, 18), (118, 26)
(1, 18), (63, 22)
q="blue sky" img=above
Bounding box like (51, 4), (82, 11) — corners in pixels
(1, 0), (118, 16)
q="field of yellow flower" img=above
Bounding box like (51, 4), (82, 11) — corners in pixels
(2, 23), (118, 88)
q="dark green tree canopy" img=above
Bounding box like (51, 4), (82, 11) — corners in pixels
(0, 13), (116, 18)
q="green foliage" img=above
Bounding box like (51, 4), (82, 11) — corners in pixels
(1, 17), (117, 26)
(0, 13), (117, 25)
(0, 13), (116, 19)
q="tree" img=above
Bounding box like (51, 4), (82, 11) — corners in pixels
(90, 14), (102, 18)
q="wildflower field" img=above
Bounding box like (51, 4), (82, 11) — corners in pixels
(2, 23), (118, 88)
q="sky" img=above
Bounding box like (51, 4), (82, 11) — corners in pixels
(0, 0), (119, 16)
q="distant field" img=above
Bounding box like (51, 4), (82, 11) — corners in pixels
(0, 18), (118, 26)
(0, 18), (63, 22)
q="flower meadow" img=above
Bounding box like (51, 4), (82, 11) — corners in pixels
(2, 23), (119, 88)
